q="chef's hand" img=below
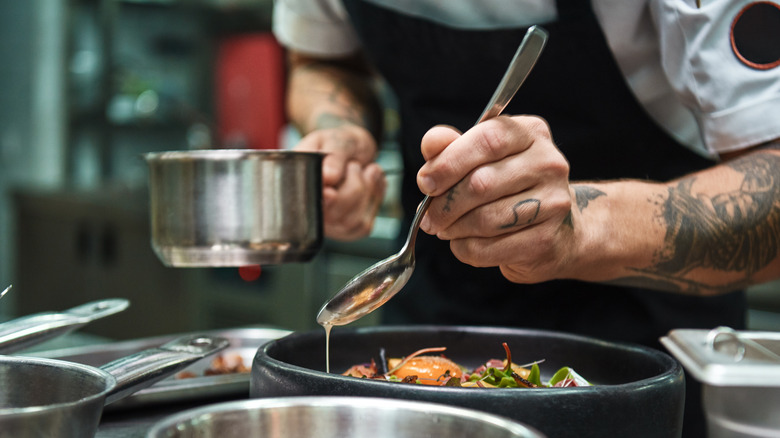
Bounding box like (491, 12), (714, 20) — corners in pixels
(295, 124), (387, 241)
(417, 115), (579, 283)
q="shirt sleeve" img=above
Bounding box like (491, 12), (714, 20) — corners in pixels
(650, 0), (780, 155)
(272, 0), (362, 57)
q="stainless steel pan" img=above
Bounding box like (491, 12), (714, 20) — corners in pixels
(146, 396), (545, 438)
(144, 149), (324, 267)
(0, 334), (227, 438)
(0, 298), (128, 354)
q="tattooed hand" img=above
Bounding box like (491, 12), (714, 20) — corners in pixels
(295, 123), (386, 241)
(417, 115), (578, 283)
(418, 117), (780, 293)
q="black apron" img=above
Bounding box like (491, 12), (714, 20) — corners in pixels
(341, 1), (746, 436)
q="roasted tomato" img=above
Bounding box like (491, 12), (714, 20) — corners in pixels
(388, 356), (463, 385)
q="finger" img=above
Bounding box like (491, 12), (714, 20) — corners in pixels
(423, 126), (566, 235)
(418, 115), (551, 197)
(324, 161), (364, 223)
(364, 163), (387, 216)
(321, 152), (349, 187)
(436, 184), (572, 241)
(447, 220), (565, 271)
(323, 161), (381, 239)
(295, 127), (377, 186)
(420, 125), (461, 161)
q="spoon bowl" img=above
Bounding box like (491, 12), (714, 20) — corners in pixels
(317, 196), (432, 326)
(317, 25), (549, 327)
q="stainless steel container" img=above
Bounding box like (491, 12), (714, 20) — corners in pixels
(661, 327), (780, 438)
(144, 149), (324, 267)
(146, 396), (545, 438)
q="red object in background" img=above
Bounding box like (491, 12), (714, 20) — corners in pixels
(238, 265), (262, 282)
(215, 33), (286, 149)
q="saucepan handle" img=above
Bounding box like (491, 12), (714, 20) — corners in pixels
(0, 298), (129, 354)
(102, 334), (229, 405)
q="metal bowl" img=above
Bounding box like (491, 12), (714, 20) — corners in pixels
(146, 396), (545, 438)
(251, 325), (685, 438)
(144, 149), (324, 267)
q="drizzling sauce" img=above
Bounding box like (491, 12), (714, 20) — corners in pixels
(321, 321), (333, 374)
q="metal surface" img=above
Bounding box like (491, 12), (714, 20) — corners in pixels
(316, 25), (549, 327)
(146, 396), (545, 438)
(0, 334), (227, 438)
(34, 327), (291, 410)
(661, 327), (780, 438)
(144, 149), (324, 267)
(660, 327), (780, 386)
(252, 325), (684, 438)
(0, 298), (128, 354)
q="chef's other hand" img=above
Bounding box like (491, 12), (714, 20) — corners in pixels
(417, 115), (578, 283)
(295, 124), (387, 241)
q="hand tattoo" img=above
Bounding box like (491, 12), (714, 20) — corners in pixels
(563, 185), (606, 229)
(575, 185), (606, 211)
(500, 199), (541, 229)
(443, 186), (458, 213)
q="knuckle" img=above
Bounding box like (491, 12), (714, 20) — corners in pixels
(474, 122), (506, 158)
(525, 116), (552, 141)
(548, 190), (573, 215)
(466, 166), (493, 197)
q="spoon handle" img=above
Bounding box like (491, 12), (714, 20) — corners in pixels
(410, 25), (549, 233)
(476, 25), (549, 124)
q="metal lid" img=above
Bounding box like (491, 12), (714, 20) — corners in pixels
(660, 327), (780, 387)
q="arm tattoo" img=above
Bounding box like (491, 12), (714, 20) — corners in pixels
(299, 62), (383, 137)
(619, 149), (780, 294)
(315, 112), (364, 130)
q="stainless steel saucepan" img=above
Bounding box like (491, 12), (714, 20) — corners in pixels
(0, 334), (228, 438)
(0, 298), (129, 354)
(146, 396), (545, 438)
(144, 149), (324, 267)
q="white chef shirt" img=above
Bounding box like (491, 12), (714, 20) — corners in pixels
(273, 0), (780, 159)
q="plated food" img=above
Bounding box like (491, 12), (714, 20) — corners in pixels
(251, 325), (685, 438)
(342, 343), (590, 388)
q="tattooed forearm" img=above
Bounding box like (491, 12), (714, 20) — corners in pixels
(295, 60), (383, 138)
(620, 150), (780, 294)
(315, 112), (365, 130)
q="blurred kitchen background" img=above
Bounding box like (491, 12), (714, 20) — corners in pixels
(0, 0), (403, 344)
(0, 0), (777, 345)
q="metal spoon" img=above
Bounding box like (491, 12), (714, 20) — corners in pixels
(317, 25), (549, 327)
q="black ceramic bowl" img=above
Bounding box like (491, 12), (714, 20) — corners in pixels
(251, 325), (684, 438)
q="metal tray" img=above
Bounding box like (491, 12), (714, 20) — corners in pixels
(29, 327), (291, 410)
(660, 326), (780, 387)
